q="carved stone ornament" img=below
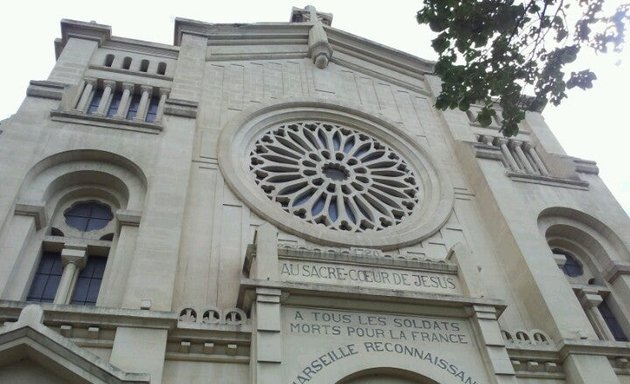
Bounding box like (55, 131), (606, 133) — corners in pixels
(218, 100), (453, 249)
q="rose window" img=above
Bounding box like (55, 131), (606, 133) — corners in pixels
(249, 121), (421, 232)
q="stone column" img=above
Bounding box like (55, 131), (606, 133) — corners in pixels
(95, 80), (116, 116)
(576, 288), (615, 341)
(508, 140), (536, 174)
(74, 78), (97, 113)
(522, 142), (550, 176)
(134, 85), (153, 122)
(114, 82), (134, 119)
(493, 137), (520, 172)
(154, 88), (169, 123)
(54, 244), (87, 304)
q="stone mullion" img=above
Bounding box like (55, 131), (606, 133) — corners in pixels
(54, 244), (87, 305)
(154, 88), (169, 123)
(494, 137), (521, 172)
(75, 78), (97, 112)
(523, 142), (550, 176)
(94, 80), (116, 116)
(509, 140), (536, 174)
(134, 85), (153, 122)
(114, 83), (134, 119)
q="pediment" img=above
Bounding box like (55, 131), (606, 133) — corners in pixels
(0, 305), (149, 384)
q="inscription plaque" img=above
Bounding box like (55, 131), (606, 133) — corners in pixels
(279, 260), (460, 295)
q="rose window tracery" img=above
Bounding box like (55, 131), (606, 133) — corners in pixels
(249, 121), (421, 232)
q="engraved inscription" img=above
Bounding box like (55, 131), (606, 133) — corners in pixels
(279, 260), (459, 294)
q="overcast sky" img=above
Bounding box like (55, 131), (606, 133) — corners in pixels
(2, 0), (629, 214)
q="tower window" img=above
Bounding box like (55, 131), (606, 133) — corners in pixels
(64, 201), (113, 232)
(145, 96), (160, 123)
(86, 88), (103, 115)
(26, 252), (63, 303)
(104, 54), (115, 67)
(122, 57), (132, 70)
(140, 59), (149, 72)
(157, 62), (167, 75)
(107, 91), (122, 117)
(126, 94), (141, 120)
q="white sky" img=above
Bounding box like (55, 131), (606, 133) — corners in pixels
(2, 0), (629, 214)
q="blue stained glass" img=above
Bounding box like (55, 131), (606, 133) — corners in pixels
(27, 252), (62, 303)
(86, 89), (103, 115)
(65, 202), (113, 232)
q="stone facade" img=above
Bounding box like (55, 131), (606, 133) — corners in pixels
(1, 6), (629, 384)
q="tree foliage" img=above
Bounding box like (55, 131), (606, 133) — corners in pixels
(417, 0), (630, 136)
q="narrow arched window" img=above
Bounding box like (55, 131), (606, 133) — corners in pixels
(157, 62), (167, 75)
(140, 59), (149, 72)
(104, 54), (115, 67)
(122, 56), (132, 70)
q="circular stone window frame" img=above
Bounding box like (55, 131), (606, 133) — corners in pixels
(218, 100), (453, 250)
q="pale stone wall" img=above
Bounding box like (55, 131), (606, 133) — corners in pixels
(0, 11), (628, 384)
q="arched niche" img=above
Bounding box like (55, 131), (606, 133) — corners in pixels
(538, 207), (630, 272)
(17, 150), (147, 212)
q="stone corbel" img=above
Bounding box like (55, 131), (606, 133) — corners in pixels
(115, 209), (142, 228)
(602, 261), (630, 283)
(308, 22), (333, 69)
(14, 201), (47, 230)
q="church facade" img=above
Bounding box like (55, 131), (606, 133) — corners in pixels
(1, 6), (629, 384)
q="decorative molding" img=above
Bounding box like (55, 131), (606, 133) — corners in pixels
(26, 80), (67, 100)
(88, 64), (174, 82)
(0, 300), (175, 330)
(502, 329), (553, 347)
(103, 38), (180, 59)
(572, 157), (599, 175)
(51, 110), (163, 134)
(174, 18), (310, 46)
(275, 244), (457, 272)
(177, 306), (248, 327)
(473, 143), (503, 161)
(163, 98), (197, 118)
(56, 19), (112, 59)
(507, 172), (589, 190)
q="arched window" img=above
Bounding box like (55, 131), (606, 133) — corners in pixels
(542, 208), (630, 342)
(122, 56), (132, 70)
(104, 54), (115, 67)
(27, 199), (116, 306)
(140, 59), (149, 72)
(157, 62), (167, 75)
